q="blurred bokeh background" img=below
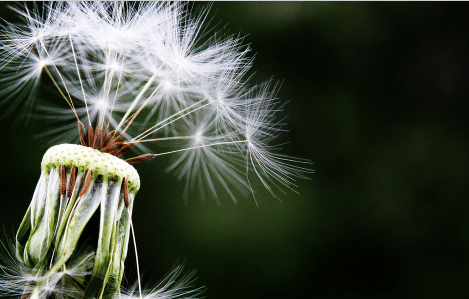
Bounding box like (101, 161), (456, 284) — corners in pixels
(1, 2), (469, 298)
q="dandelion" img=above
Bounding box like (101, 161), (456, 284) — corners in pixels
(0, 2), (311, 298)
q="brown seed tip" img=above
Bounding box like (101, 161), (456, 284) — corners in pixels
(67, 166), (77, 199)
(123, 177), (129, 209)
(88, 125), (95, 148)
(125, 154), (156, 164)
(79, 169), (92, 197)
(78, 121), (86, 147)
(59, 165), (66, 196)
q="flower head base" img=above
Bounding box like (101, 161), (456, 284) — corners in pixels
(42, 144), (140, 192)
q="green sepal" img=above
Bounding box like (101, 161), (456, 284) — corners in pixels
(84, 177), (121, 299)
(24, 168), (60, 269)
(48, 174), (101, 274)
(15, 205), (31, 265)
(110, 192), (135, 297)
(52, 171), (85, 256)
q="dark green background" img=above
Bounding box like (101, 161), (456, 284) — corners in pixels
(1, 2), (469, 298)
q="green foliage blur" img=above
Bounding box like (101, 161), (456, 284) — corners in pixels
(1, 2), (468, 298)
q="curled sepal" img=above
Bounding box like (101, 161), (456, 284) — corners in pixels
(15, 168), (61, 271)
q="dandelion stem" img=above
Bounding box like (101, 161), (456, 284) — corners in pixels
(128, 135), (194, 143)
(152, 139), (249, 157)
(245, 150), (258, 207)
(116, 62), (166, 132)
(109, 48), (127, 128)
(120, 63), (179, 137)
(69, 33), (91, 127)
(133, 97), (210, 141)
(43, 66), (79, 122)
(136, 98), (218, 141)
(39, 39), (78, 121)
(101, 42), (113, 127)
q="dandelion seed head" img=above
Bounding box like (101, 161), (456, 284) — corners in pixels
(0, 1), (314, 298)
(0, 1), (311, 203)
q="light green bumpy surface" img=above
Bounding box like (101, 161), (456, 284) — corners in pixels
(41, 144), (140, 192)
